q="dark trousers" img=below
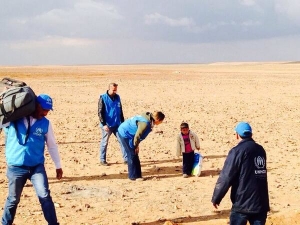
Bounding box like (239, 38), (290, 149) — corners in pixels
(117, 133), (142, 180)
(230, 211), (267, 225)
(182, 151), (194, 175)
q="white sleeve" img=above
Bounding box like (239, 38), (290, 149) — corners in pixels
(45, 121), (62, 169)
(0, 122), (10, 129)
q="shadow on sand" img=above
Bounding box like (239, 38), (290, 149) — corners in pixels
(204, 154), (227, 159)
(139, 209), (231, 225)
(47, 166), (221, 184)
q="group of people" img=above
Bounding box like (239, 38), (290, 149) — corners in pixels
(0, 82), (270, 225)
(98, 82), (270, 225)
(98, 82), (165, 180)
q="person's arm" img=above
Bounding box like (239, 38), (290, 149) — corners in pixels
(133, 121), (148, 148)
(2, 123), (11, 144)
(0, 122), (10, 129)
(98, 95), (106, 126)
(194, 133), (200, 150)
(45, 121), (63, 179)
(176, 135), (182, 157)
(211, 148), (239, 208)
(120, 100), (125, 123)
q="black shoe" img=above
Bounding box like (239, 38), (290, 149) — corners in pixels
(100, 161), (109, 166)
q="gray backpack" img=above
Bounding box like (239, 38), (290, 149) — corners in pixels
(0, 78), (36, 127)
(0, 77), (27, 88)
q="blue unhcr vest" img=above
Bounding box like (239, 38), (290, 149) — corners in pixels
(101, 93), (122, 128)
(118, 115), (152, 148)
(4, 117), (49, 166)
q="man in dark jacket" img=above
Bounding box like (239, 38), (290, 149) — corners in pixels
(211, 122), (270, 225)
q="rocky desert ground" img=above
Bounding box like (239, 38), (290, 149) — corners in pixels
(0, 63), (300, 224)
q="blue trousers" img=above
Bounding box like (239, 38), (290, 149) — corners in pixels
(230, 211), (267, 225)
(117, 133), (142, 180)
(99, 125), (127, 162)
(2, 164), (59, 225)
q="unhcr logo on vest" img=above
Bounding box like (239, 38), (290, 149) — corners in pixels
(33, 127), (43, 137)
(46, 97), (52, 105)
(254, 156), (266, 175)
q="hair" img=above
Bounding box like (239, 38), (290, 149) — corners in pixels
(180, 122), (189, 129)
(108, 83), (118, 89)
(152, 111), (165, 121)
(239, 132), (252, 139)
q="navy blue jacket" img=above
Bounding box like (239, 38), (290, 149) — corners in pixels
(212, 138), (270, 214)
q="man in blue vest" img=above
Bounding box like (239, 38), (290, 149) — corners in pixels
(117, 111), (165, 180)
(2, 94), (63, 225)
(98, 83), (127, 166)
(211, 122), (270, 225)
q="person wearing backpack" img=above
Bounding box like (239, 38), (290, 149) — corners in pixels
(1, 94), (63, 225)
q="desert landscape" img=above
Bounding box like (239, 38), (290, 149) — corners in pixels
(0, 63), (299, 225)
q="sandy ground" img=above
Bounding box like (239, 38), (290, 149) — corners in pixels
(0, 63), (300, 225)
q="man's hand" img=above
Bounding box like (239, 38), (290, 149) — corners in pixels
(103, 125), (110, 132)
(135, 146), (139, 154)
(56, 168), (63, 180)
(213, 203), (219, 209)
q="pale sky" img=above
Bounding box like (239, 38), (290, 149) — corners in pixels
(1, 0), (300, 65)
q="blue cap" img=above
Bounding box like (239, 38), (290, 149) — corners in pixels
(235, 122), (252, 137)
(37, 94), (53, 110)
